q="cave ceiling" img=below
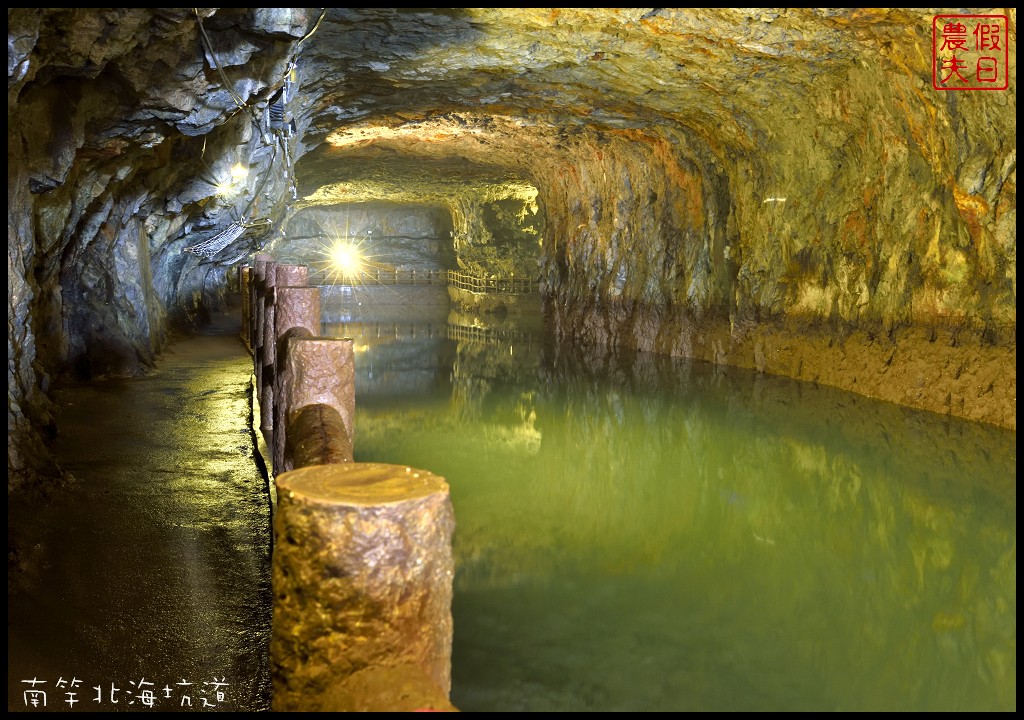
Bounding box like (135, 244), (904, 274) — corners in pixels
(289, 7), (957, 200)
(12, 7), (1013, 216)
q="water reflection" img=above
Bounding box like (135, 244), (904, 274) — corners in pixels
(323, 288), (1016, 712)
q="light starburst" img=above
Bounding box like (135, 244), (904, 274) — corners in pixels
(309, 218), (391, 287)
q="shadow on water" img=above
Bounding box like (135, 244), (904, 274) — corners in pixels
(322, 286), (1016, 712)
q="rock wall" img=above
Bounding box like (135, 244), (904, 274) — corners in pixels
(450, 194), (543, 279)
(7, 8), (308, 488)
(274, 203), (455, 274)
(254, 9), (1019, 426)
(535, 72), (1015, 428)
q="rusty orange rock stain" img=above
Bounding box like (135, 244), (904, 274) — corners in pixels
(862, 184), (877, 208)
(843, 210), (869, 249)
(606, 129), (704, 221)
(994, 176), (1015, 219)
(953, 185), (991, 219)
(953, 184), (992, 254)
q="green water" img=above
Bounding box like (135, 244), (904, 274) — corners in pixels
(325, 295), (1015, 712)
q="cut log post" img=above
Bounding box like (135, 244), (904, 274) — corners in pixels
(253, 255), (276, 397)
(240, 266), (253, 350)
(261, 265), (310, 451)
(278, 336), (356, 474)
(272, 286), (322, 474)
(285, 404), (353, 470)
(271, 462), (455, 712)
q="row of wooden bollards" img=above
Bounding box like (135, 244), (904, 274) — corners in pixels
(242, 255), (457, 712)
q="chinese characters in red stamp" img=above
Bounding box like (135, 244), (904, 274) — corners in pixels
(932, 14), (1010, 90)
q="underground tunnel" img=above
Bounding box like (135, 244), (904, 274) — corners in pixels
(7, 8), (1016, 712)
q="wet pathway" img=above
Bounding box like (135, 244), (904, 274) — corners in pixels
(8, 308), (272, 712)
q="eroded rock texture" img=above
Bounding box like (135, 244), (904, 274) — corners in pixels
(7, 8), (1017, 487)
(8, 8), (308, 488)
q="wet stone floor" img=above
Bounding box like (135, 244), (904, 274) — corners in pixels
(8, 309), (272, 713)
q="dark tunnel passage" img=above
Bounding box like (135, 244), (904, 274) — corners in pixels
(7, 7), (1016, 713)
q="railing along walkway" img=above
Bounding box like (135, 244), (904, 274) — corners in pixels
(446, 270), (539, 294)
(307, 269), (445, 286)
(307, 268), (540, 294)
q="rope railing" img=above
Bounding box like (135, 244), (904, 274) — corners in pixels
(308, 269), (448, 286)
(446, 270), (539, 294)
(306, 268), (541, 294)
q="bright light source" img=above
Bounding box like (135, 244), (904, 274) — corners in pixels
(214, 164), (249, 197)
(330, 242), (363, 276)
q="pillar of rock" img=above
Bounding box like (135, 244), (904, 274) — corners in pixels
(271, 463), (455, 712)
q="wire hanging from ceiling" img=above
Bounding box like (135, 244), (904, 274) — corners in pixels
(296, 9), (327, 47)
(184, 140), (280, 259)
(192, 8), (252, 117)
(183, 221), (246, 259)
(184, 9), (324, 260)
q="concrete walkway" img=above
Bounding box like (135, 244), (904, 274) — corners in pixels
(8, 307), (272, 712)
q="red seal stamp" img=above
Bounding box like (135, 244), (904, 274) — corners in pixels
(932, 14), (1010, 91)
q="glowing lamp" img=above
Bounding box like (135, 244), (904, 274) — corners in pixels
(330, 243), (363, 276)
(215, 164), (249, 197)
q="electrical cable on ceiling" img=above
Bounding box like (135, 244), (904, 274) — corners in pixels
(279, 134), (297, 200)
(185, 9), (323, 261)
(184, 139), (283, 259)
(296, 9), (327, 47)
(193, 8), (251, 116)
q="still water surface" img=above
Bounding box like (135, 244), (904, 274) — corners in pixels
(324, 287), (1015, 712)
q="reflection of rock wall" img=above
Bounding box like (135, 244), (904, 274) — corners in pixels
(449, 337), (543, 424)
(447, 287), (542, 317)
(536, 353), (1015, 709)
(353, 339), (1015, 709)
